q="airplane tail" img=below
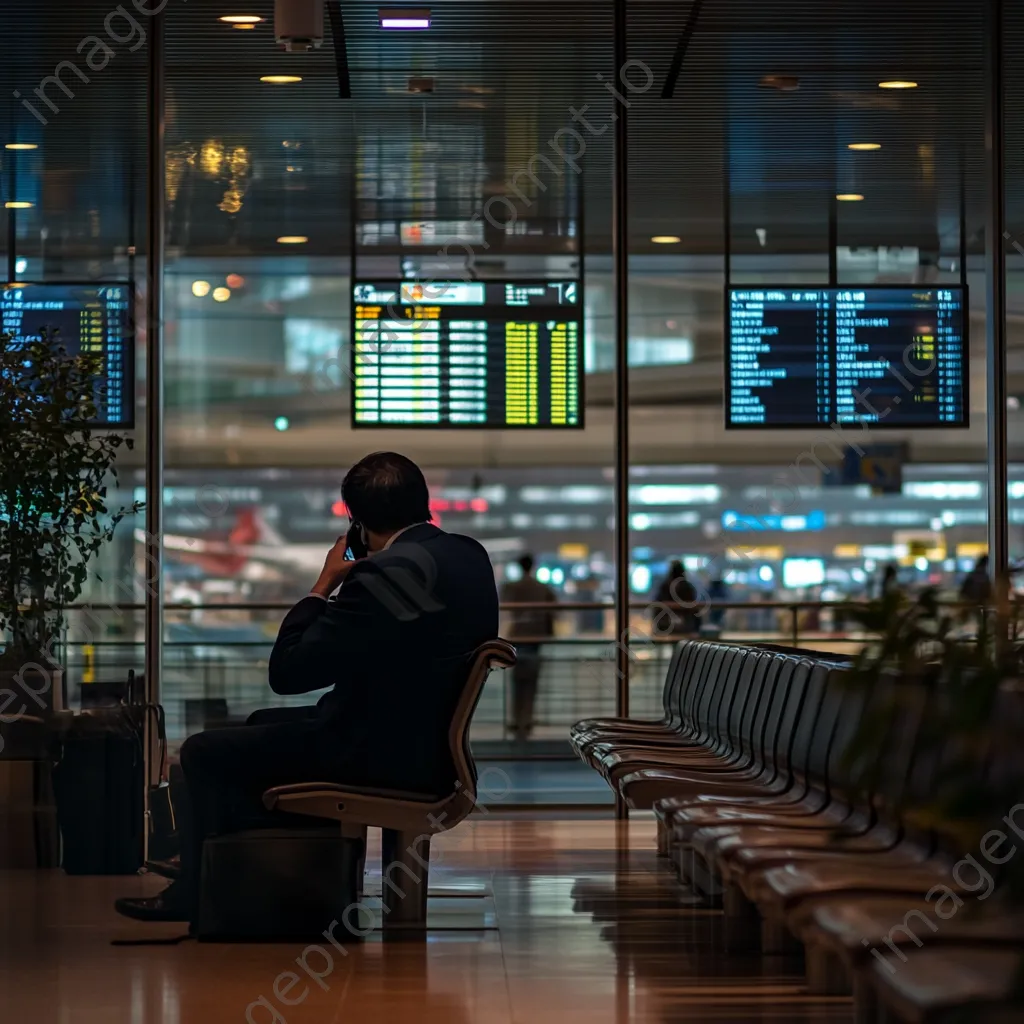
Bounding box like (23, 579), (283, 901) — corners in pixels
(238, 508), (286, 548)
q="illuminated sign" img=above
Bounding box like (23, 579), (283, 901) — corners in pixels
(351, 280), (582, 429)
(726, 286), (967, 429)
(1, 282), (134, 427)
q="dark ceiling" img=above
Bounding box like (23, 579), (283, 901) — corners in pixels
(0, 0), (1019, 266)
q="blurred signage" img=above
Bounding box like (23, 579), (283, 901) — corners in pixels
(722, 510), (826, 531)
(558, 543), (589, 560)
(839, 444), (907, 494)
(726, 546), (783, 561)
(833, 544), (862, 559)
(957, 543), (988, 559)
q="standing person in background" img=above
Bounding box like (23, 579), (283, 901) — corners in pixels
(707, 576), (729, 633)
(501, 554), (557, 742)
(960, 555), (992, 606)
(652, 560), (701, 635)
(879, 563), (899, 599)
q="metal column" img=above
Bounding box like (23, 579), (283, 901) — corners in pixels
(143, 6), (166, 824)
(6, 155), (15, 282)
(985, 0), (1008, 590)
(612, 0), (631, 819)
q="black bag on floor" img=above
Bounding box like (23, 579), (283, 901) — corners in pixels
(52, 705), (146, 875)
(196, 829), (367, 941)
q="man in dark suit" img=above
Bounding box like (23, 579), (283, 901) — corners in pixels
(115, 452), (499, 923)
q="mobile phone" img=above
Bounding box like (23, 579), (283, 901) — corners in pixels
(345, 521), (368, 560)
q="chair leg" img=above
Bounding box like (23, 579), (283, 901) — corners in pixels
(340, 824), (368, 897)
(380, 829), (430, 930)
(805, 947), (851, 995)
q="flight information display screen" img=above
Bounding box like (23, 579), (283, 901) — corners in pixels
(726, 286), (967, 429)
(351, 280), (582, 428)
(1, 282), (134, 427)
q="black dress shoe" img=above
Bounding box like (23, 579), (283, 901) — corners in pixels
(114, 883), (191, 923)
(145, 856), (181, 880)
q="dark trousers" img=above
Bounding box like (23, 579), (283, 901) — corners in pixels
(509, 644), (541, 738)
(175, 706), (335, 914)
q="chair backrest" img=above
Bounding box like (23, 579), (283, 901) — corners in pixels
(734, 651), (777, 761)
(698, 645), (740, 742)
(448, 638), (517, 816)
(776, 660), (828, 777)
(712, 646), (756, 754)
(663, 640), (698, 724)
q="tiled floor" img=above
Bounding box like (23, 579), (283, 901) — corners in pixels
(0, 818), (853, 1023)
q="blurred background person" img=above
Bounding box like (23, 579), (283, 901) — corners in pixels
(501, 554), (557, 741)
(959, 554), (991, 607)
(576, 573), (606, 634)
(879, 563), (899, 598)
(652, 560), (701, 636)
(707, 576), (729, 634)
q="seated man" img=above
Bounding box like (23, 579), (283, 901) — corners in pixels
(115, 451), (499, 923)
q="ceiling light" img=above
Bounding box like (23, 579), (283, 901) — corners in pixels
(651, 235), (681, 244)
(225, 274), (245, 289)
(260, 75), (302, 84)
(233, 23), (256, 29)
(5, 143), (38, 150)
(879, 80), (917, 89)
(379, 7), (431, 29)
(848, 142), (881, 150)
(277, 235), (308, 244)
(4, 201), (33, 209)
(836, 193), (864, 202)
(219, 14), (263, 23)
(212, 287), (231, 302)
(192, 280), (211, 297)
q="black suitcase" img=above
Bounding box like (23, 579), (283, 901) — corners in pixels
(52, 706), (145, 875)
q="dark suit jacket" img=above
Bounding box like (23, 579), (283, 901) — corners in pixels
(268, 523), (499, 796)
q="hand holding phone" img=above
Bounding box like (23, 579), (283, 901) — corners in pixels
(345, 521), (368, 560)
(311, 526), (363, 598)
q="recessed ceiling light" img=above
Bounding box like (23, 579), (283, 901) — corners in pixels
(277, 235), (308, 244)
(219, 14), (263, 23)
(192, 280), (211, 297)
(879, 80), (917, 89)
(379, 7), (431, 29)
(212, 287), (231, 302)
(651, 235), (681, 244)
(260, 75), (302, 84)
(5, 143), (38, 150)
(848, 142), (881, 150)
(4, 201), (33, 209)
(836, 193), (864, 202)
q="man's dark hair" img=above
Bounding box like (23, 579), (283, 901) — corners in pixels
(341, 452), (430, 533)
(518, 554), (535, 574)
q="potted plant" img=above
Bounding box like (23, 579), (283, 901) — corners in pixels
(0, 327), (142, 732)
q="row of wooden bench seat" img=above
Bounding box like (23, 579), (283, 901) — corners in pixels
(570, 639), (1024, 1022)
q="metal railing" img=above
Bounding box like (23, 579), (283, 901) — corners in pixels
(52, 599), (887, 751)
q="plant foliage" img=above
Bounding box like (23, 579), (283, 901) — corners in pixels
(0, 329), (142, 668)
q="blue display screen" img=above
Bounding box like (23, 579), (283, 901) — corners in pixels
(726, 286), (967, 429)
(1, 282), (134, 428)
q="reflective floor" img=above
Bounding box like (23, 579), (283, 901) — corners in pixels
(0, 818), (852, 1023)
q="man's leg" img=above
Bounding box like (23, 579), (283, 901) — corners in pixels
(511, 645), (541, 740)
(245, 705), (319, 727)
(115, 718), (325, 923)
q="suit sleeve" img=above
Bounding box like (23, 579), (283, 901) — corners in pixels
(268, 573), (379, 696)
